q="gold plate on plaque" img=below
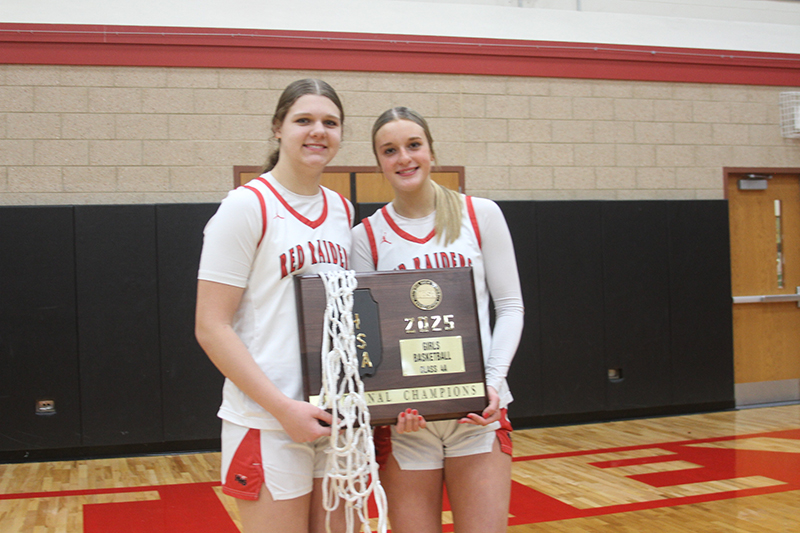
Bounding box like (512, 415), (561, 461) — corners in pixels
(400, 336), (466, 376)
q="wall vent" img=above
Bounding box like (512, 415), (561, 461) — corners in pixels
(779, 92), (800, 138)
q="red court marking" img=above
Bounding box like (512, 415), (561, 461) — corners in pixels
(83, 500), (166, 533)
(84, 483), (239, 533)
(507, 428), (800, 524)
(2, 428), (798, 531)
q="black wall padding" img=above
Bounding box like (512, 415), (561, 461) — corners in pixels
(668, 201), (734, 405)
(0, 207), (81, 451)
(536, 201), (607, 415)
(0, 199), (735, 455)
(157, 204), (223, 441)
(75, 205), (163, 446)
(602, 202), (672, 409)
(498, 199), (733, 425)
(497, 202), (541, 422)
(356, 202), (384, 223)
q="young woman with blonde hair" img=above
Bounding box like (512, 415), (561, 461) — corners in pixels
(351, 106), (525, 533)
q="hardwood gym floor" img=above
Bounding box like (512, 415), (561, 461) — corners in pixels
(1, 404), (798, 532)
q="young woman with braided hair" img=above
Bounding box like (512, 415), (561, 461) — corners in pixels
(196, 79), (355, 533)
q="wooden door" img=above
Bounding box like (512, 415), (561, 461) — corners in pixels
(727, 171), (800, 405)
(354, 170), (461, 203)
(233, 166), (463, 202)
(234, 168), (354, 198)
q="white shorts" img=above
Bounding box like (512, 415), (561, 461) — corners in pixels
(375, 409), (513, 471)
(220, 420), (329, 501)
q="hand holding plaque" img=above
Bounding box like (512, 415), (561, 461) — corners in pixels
(295, 268), (488, 426)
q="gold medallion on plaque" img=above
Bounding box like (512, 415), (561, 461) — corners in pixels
(410, 279), (442, 310)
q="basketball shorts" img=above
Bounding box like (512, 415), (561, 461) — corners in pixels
(375, 408), (513, 471)
(220, 420), (329, 501)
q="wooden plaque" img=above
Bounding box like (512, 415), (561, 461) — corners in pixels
(295, 268), (487, 426)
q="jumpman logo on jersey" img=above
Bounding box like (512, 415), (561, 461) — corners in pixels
(273, 212), (285, 220)
(381, 233), (392, 245)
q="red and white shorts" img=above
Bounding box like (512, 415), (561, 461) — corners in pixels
(375, 408), (513, 471)
(220, 420), (329, 501)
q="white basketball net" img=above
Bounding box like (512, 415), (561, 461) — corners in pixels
(318, 270), (387, 533)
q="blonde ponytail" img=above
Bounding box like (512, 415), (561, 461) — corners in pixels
(433, 181), (462, 246)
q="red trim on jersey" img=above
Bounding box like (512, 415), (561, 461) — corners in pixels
(2, 23), (799, 87)
(337, 192), (351, 225)
(381, 205), (436, 244)
(362, 218), (379, 268)
(258, 177), (328, 229)
(465, 196), (481, 249)
(222, 428), (263, 501)
(243, 185), (267, 247)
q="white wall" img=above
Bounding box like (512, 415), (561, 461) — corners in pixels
(412, 0), (800, 25)
(2, 0), (800, 54)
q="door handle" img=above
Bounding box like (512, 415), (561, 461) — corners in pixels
(733, 287), (800, 307)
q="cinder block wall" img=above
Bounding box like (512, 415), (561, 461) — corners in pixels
(1, 64), (798, 205)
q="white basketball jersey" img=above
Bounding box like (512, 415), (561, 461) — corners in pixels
(204, 174), (353, 430)
(360, 197), (500, 398)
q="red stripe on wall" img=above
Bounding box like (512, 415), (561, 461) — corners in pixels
(1, 23), (800, 86)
